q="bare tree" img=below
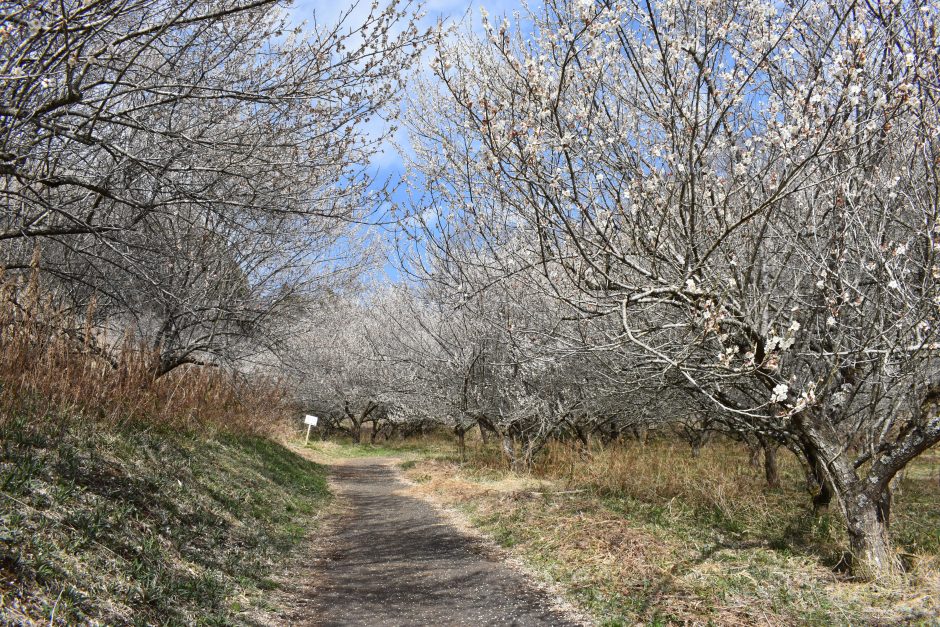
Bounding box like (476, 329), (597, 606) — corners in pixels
(402, 0), (940, 578)
(1, 0), (428, 373)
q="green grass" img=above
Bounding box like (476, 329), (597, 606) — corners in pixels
(893, 448), (940, 557)
(0, 416), (330, 625)
(302, 437), (450, 461)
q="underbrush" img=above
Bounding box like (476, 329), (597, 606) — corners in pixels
(405, 438), (940, 625)
(0, 417), (329, 625)
(0, 268), (285, 436)
(0, 263), (331, 624)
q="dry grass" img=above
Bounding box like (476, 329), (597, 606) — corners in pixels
(404, 438), (940, 625)
(474, 440), (794, 528)
(0, 265), (284, 436)
(0, 264), (329, 624)
(301, 436), (456, 463)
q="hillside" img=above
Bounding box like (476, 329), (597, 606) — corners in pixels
(0, 419), (328, 625)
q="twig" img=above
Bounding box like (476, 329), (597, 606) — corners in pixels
(528, 489), (587, 495)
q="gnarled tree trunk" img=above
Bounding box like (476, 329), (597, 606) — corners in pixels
(844, 490), (897, 580)
(799, 437), (833, 513)
(501, 435), (519, 471)
(757, 434), (780, 489)
(796, 415), (904, 580)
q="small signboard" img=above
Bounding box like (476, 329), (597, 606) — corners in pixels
(303, 414), (318, 445)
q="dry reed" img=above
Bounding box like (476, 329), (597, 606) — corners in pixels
(0, 263), (284, 435)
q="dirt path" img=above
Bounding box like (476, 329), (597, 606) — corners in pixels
(299, 457), (583, 626)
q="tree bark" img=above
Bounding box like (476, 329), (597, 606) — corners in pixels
(763, 444), (780, 489)
(796, 416), (903, 580)
(844, 491), (899, 580)
(800, 438), (833, 513)
(502, 435), (519, 471)
(456, 428), (466, 463)
(748, 438), (762, 469)
(479, 424), (490, 444)
(757, 435), (780, 489)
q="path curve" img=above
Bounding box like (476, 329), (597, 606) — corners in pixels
(306, 458), (583, 626)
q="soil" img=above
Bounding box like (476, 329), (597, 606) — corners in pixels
(269, 457), (584, 626)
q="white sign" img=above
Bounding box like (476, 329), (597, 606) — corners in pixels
(304, 414), (318, 426)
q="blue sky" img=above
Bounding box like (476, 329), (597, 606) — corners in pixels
(289, 0), (481, 26)
(285, 0), (518, 168)
(284, 0), (523, 280)
(284, 0), (532, 282)
(287, 0), (517, 35)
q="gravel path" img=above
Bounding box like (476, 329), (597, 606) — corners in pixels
(306, 458), (582, 627)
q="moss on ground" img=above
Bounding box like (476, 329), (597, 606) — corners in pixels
(0, 417), (329, 625)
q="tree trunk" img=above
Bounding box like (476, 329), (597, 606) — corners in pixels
(813, 482), (833, 512)
(844, 490), (900, 580)
(748, 438), (762, 469)
(800, 439), (833, 513)
(573, 424), (589, 448)
(757, 435), (780, 489)
(456, 428), (466, 463)
(686, 419), (711, 457)
(764, 445), (780, 488)
(502, 435), (519, 471)
(796, 417), (902, 580)
(354, 403), (378, 445)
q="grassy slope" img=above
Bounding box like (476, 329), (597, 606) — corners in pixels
(0, 417), (329, 625)
(403, 440), (940, 626)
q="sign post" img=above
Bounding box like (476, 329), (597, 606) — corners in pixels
(303, 414), (318, 445)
